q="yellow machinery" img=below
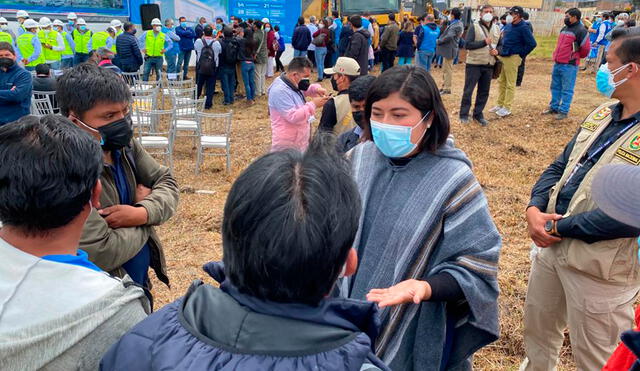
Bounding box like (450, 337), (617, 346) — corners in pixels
(302, 0), (429, 26)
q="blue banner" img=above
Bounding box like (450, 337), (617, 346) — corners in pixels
(0, 0), (130, 16)
(228, 0), (300, 42)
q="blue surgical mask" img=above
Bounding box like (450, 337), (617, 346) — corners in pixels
(370, 112), (430, 158)
(180, 22), (187, 28)
(596, 17), (603, 22)
(265, 27), (271, 32)
(596, 63), (631, 98)
(80, 25), (87, 31)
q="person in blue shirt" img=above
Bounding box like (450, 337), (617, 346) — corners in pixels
(415, 14), (440, 71)
(162, 18), (181, 80)
(175, 16), (196, 79)
(331, 10), (342, 65)
(0, 42), (31, 126)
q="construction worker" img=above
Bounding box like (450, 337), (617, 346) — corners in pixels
(111, 19), (123, 36)
(73, 18), (92, 66)
(53, 19), (75, 69)
(16, 10), (29, 36)
(38, 17), (65, 71)
(0, 17), (17, 41)
(89, 26), (116, 53)
(0, 17), (21, 61)
(65, 13), (77, 34)
(17, 19), (43, 71)
(138, 18), (172, 81)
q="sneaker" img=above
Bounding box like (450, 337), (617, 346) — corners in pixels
(555, 113), (568, 120)
(474, 117), (490, 127)
(489, 105), (503, 113)
(439, 89), (451, 95)
(542, 108), (558, 115)
(459, 117), (470, 124)
(495, 107), (512, 117)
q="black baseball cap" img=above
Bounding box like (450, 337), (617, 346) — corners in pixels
(509, 6), (524, 16)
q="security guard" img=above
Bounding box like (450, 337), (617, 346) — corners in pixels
(72, 18), (92, 66)
(53, 19), (75, 69)
(38, 17), (65, 70)
(521, 31), (640, 370)
(17, 19), (43, 71)
(138, 18), (172, 81)
(16, 10), (29, 36)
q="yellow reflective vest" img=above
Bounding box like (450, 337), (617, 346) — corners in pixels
(38, 30), (61, 62)
(144, 31), (166, 57)
(17, 32), (44, 67)
(73, 29), (92, 54)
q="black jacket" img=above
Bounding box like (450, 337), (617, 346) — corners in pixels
(345, 29), (370, 76)
(292, 24), (311, 51)
(114, 31), (143, 72)
(338, 27), (354, 56)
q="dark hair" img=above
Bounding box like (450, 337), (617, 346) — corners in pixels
(56, 63), (131, 117)
(254, 20), (263, 28)
(522, 11), (530, 20)
(0, 115), (102, 235)
(362, 65), (450, 153)
(274, 25), (280, 32)
(223, 26), (233, 38)
(216, 17), (223, 23)
(450, 8), (462, 19)
(388, 13), (395, 21)
(332, 10), (339, 18)
(222, 134), (361, 305)
(287, 56), (313, 72)
(565, 8), (581, 20)
(179, 16), (186, 22)
(297, 16), (305, 26)
(0, 41), (15, 55)
(35, 63), (50, 75)
(204, 25), (213, 36)
(349, 75), (375, 102)
(243, 27), (257, 56)
(480, 4), (494, 11)
(500, 13), (507, 20)
(349, 15), (362, 28)
(123, 21), (135, 32)
(613, 34), (640, 64)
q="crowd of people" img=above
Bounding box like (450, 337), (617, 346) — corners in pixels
(2, 4), (640, 371)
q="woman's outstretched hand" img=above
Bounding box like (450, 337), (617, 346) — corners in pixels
(366, 279), (432, 308)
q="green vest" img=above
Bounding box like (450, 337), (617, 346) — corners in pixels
(38, 30), (61, 62)
(543, 101), (640, 284)
(144, 31), (166, 57)
(91, 31), (109, 50)
(0, 32), (13, 44)
(17, 32), (44, 67)
(73, 29), (92, 54)
(61, 32), (73, 56)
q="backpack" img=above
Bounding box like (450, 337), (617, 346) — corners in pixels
(198, 38), (216, 76)
(312, 32), (326, 46)
(222, 39), (238, 66)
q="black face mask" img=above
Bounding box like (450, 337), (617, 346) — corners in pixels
(0, 57), (14, 69)
(352, 111), (364, 128)
(331, 76), (339, 91)
(298, 78), (311, 91)
(97, 115), (134, 151)
(564, 18), (573, 26)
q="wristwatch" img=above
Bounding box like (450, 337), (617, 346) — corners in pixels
(544, 220), (561, 237)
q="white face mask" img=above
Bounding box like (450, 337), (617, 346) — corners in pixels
(0, 24), (7, 30)
(318, 23), (324, 29)
(617, 20), (625, 26)
(482, 13), (494, 23)
(153, 26), (161, 32)
(506, 15), (514, 24)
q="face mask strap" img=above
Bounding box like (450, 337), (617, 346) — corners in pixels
(71, 114), (104, 145)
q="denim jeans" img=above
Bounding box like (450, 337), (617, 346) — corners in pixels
(315, 47), (327, 79)
(165, 53), (177, 75)
(293, 49), (307, 57)
(61, 57), (73, 69)
(417, 50), (434, 71)
(398, 57), (412, 65)
(241, 61), (256, 101)
(143, 56), (163, 81)
(73, 52), (89, 66)
(219, 66), (236, 104)
(177, 50), (192, 79)
(549, 63), (578, 114)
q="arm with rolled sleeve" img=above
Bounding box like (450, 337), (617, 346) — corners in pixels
(28, 36), (42, 64)
(0, 69), (31, 103)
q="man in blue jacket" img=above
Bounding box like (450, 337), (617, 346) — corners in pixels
(416, 14), (440, 71)
(101, 135), (388, 371)
(491, 6), (536, 118)
(292, 16), (311, 57)
(0, 42), (31, 126)
(176, 17), (196, 80)
(114, 22), (143, 73)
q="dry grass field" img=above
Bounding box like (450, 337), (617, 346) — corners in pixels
(148, 52), (605, 370)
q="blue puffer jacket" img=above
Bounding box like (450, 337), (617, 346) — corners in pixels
(292, 24), (311, 51)
(499, 20), (537, 58)
(0, 63), (32, 125)
(100, 262), (389, 371)
(114, 31), (143, 72)
(175, 26), (196, 51)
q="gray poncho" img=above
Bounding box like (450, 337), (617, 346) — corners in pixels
(341, 141), (501, 371)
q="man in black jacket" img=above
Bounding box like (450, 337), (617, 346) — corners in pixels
(345, 16), (369, 76)
(114, 22), (143, 73)
(292, 17), (311, 57)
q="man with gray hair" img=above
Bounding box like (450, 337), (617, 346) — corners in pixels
(162, 18), (181, 79)
(307, 15), (318, 68)
(96, 47), (121, 74)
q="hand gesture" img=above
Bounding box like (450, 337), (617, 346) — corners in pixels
(98, 205), (148, 228)
(526, 206), (563, 247)
(135, 184), (152, 203)
(366, 279), (432, 308)
(311, 95), (330, 108)
(316, 87), (327, 96)
(490, 49), (499, 56)
(161, 48), (166, 54)
(141, 48), (147, 55)
(485, 37), (492, 46)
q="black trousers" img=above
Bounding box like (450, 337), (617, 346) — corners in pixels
(459, 64), (493, 120)
(275, 49), (284, 72)
(516, 55), (527, 86)
(381, 48), (395, 71)
(308, 50), (316, 67)
(197, 68), (217, 109)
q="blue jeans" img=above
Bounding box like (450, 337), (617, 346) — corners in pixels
(73, 52), (89, 66)
(417, 50), (434, 71)
(398, 57), (412, 65)
(315, 47), (327, 79)
(165, 53), (177, 75)
(61, 57), (73, 69)
(549, 63), (578, 114)
(219, 66), (236, 104)
(177, 50), (192, 79)
(293, 49), (307, 57)
(143, 56), (163, 81)
(241, 61), (256, 101)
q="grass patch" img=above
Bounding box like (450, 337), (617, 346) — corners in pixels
(529, 34), (558, 59)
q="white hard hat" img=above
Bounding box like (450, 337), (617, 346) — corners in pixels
(261, 17), (270, 24)
(16, 10), (29, 19)
(76, 18), (87, 25)
(67, 12), (77, 20)
(0, 17), (7, 24)
(110, 19), (122, 27)
(39, 17), (52, 28)
(23, 19), (39, 29)
(53, 19), (63, 27)
(151, 18), (162, 26)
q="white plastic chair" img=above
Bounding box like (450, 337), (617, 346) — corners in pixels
(134, 109), (175, 171)
(122, 71), (142, 86)
(32, 91), (59, 114)
(30, 95), (55, 116)
(131, 95), (158, 130)
(171, 97), (205, 144)
(196, 110), (233, 174)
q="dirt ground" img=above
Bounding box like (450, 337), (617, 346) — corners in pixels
(148, 56), (605, 370)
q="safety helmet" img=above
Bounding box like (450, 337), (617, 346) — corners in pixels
(16, 10), (29, 19)
(23, 19), (39, 29)
(110, 19), (122, 28)
(53, 19), (64, 27)
(76, 18), (87, 25)
(67, 12), (77, 20)
(151, 18), (162, 26)
(39, 17), (52, 28)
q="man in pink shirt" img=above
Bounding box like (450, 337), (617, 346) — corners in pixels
(267, 57), (329, 151)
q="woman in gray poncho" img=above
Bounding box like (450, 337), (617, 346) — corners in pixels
(340, 65), (502, 370)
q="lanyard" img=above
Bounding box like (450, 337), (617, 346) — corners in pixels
(564, 118), (639, 185)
